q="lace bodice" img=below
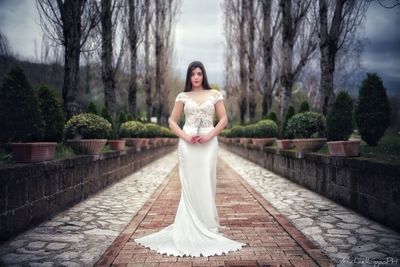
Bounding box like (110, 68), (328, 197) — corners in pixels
(175, 89), (224, 128)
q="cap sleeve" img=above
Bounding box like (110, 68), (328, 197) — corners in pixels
(213, 90), (224, 104)
(175, 92), (186, 104)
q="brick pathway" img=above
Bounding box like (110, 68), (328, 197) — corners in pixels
(95, 158), (335, 267)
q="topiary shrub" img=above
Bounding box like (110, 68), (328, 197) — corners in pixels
(355, 73), (391, 146)
(143, 123), (162, 137)
(243, 124), (258, 137)
(220, 129), (231, 137)
(87, 101), (98, 115)
(64, 113), (112, 140)
(263, 111), (279, 125)
(298, 101), (310, 113)
(282, 106), (296, 138)
(326, 91), (354, 141)
(286, 111), (326, 139)
(0, 65), (44, 142)
(120, 121), (146, 138)
(254, 119), (278, 138)
(36, 86), (65, 142)
(230, 125), (246, 138)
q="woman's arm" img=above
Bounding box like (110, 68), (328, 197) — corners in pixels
(168, 101), (190, 140)
(208, 100), (228, 138)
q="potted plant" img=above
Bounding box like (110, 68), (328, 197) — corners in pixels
(64, 113), (111, 155)
(107, 115), (126, 151)
(230, 125), (245, 145)
(286, 111), (327, 157)
(355, 73), (391, 146)
(0, 66), (59, 163)
(276, 106), (296, 150)
(240, 124), (256, 146)
(326, 91), (360, 157)
(120, 120), (147, 151)
(251, 120), (278, 150)
(143, 123), (162, 147)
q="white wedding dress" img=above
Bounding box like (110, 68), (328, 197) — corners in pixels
(134, 89), (246, 257)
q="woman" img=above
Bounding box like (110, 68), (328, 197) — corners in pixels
(134, 61), (246, 257)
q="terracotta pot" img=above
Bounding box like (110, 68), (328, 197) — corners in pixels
(66, 139), (107, 155)
(327, 140), (361, 157)
(276, 139), (294, 149)
(292, 138), (327, 153)
(251, 138), (276, 149)
(239, 138), (252, 145)
(107, 139), (126, 151)
(9, 142), (57, 163)
(141, 138), (150, 149)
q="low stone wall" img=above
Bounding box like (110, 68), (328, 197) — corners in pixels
(0, 143), (177, 242)
(220, 142), (400, 232)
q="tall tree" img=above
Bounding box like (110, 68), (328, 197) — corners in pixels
(247, 0), (257, 123)
(144, 0), (154, 122)
(316, 0), (369, 115)
(155, 0), (180, 124)
(36, 0), (101, 120)
(260, 0), (281, 117)
(278, 0), (317, 122)
(101, 0), (117, 118)
(126, 0), (146, 119)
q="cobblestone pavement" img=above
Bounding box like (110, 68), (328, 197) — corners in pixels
(0, 151), (178, 267)
(96, 157), (333, 266)
(219, 148), (400, 267)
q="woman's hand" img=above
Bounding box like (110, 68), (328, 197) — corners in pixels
(195, 134), (214, 144)
(183, 134), (199, 144)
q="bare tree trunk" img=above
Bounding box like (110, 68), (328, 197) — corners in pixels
(278, 0), (294, 122)
(155, 0), (165, 124)
(144, 0), (152, 122)
(247, 0), (257, 123)
(261, 0), (274, 117)
(101, 0), (117, 119)
(128, 0), (139, 119)
(317, 0), (344, 115)
(62, 1), (83, 120)
(238, 0), (248, 125)
(36, 0), (101, 121)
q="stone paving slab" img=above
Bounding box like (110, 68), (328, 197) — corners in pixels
(0, 151), (178, 267)
(219, 148), (400, 267)
(95, 157), (335, 267)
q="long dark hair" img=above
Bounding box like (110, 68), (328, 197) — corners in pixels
(184, 61), (212, 92)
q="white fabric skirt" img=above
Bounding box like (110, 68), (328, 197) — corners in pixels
(134, 125), (246, 257)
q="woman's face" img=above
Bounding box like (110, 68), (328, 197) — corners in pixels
(190, 67), (203, 88)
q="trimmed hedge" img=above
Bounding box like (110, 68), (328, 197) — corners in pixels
(230, 125), (246, 138)
(64, 113), (112, 139)
(286, 111), (326, 139)
(254, 119), (278, 138)
(120, 121), (146, 138)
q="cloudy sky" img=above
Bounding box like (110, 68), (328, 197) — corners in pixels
(0, 0), (399, 95)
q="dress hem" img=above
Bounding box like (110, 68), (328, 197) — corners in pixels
(133, 239), (248, 258)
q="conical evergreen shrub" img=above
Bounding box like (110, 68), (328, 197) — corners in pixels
(355, 73), (391, 146)
(0, 65), (44, 142)
(326, 91), (354, 141)
(37, 86), (65, 142)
